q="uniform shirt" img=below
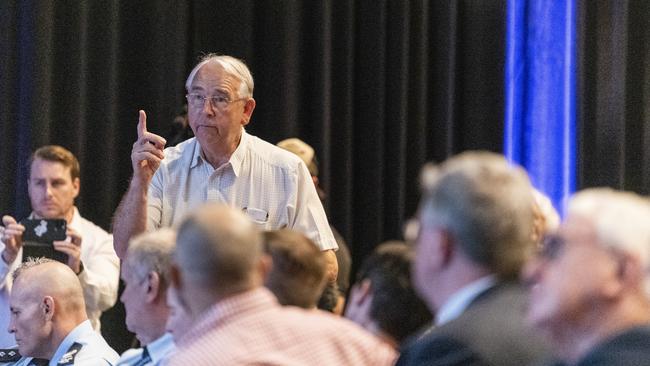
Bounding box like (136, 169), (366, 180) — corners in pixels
(147, 130), (337, 251)
(116, 333), (175, 366)
(48, 320), (119, 365)
(0, 208), (120, 347)
(168, 288), (397, 366)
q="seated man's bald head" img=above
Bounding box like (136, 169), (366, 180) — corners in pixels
(9, 258), (87, 359)
(13, 258), (86, 317)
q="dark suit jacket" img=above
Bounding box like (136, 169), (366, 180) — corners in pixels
(396, 282), (550, 366)
(549, 325), (650, 366)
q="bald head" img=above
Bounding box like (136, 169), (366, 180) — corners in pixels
(13, 259), (86, 316)
(175, 204), (263, 295)
(9, 258), (87, 359)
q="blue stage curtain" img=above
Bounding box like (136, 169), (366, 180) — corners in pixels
(504, 0), (576, 216)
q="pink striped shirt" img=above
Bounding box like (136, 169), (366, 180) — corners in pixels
(169, 288), (397, 366)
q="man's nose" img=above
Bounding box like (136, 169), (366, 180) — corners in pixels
(202, 97), (216, 116)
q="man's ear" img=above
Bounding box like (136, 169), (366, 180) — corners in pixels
(72, 177), (80, 199)
(603, 252), (640, 299)
(146, 272), (162, 303)
(241, 98), (256, 126)
(42, 296), (55, 321)
(258, 254), (272, 283)
(419, 226), (454, 270)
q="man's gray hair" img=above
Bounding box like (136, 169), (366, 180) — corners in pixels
(185, 54), (254, 99)
(568, 188), (650, 296)
(13, 257), (56, 281)
(123, 228), (177, 287)
(419, 151), (535, 278)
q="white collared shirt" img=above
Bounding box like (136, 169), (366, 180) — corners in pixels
(147, 129), (337, 251)
(435, 275), (497, 326)
(116, 333), (175, 366)
(0, 208), (120, 348)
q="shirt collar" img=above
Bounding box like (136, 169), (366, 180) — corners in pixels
(435, 274), (497, 326)
(146, 333), (175, 364)
(190, 128), (249, 177)
(49, 320), (93, 366)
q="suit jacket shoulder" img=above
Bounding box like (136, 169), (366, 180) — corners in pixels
(397, 282), (550, 366)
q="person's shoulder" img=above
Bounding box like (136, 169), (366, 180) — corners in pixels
(246, 134), (304, 171)
(397, 333), (489, 366)
(73, 210), (111, 241)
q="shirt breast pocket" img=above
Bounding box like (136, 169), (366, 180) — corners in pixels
(243, 207), (270, 229)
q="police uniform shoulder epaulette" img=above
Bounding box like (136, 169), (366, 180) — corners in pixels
(58, 343), (83, 365)
(0, 349), (21, 363)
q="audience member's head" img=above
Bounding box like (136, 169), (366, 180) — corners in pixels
(9, 258), (87, 359)
(28, 145), (81, 221)
(414, 151), (535, 311)
(525, 188), (650, 364)
(121, 228), (176, 345)
(346, 241), (432, 348)
(262, 230), (328, 309)
(170, 204), (267, 319)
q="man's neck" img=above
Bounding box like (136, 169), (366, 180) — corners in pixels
(46, 318), (87, 360)
(33, 207), (76, 225)
(199, 132), (242, 169)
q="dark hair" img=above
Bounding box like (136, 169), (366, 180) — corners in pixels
(356, 241), (432, 343)
(31, 145), (80, 180)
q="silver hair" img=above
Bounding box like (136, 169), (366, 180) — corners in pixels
(419, 151), (535, 278)
(185, 54), (254, 99)
(568, 188), (650, 297)
(123, 228), (177, 286)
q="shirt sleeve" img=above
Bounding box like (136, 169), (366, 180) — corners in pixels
(78, 231), (120, 318)
(289, 161), (338, 251)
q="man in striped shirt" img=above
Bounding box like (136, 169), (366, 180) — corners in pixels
(167, 204), (396, 366)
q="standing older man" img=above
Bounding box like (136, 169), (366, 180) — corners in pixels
(167, 204), (396, 365)
(8, 258), (118, 365)
(525, 189), (650, 366)
(396, 152), (550, 366)
(116, 229), (176, 366)
(113, 54), (338, 280)
(0, 146), (119, 348)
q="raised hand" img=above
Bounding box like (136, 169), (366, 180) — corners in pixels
(131, 110), (167, 184)
(0, 215), (24, 264)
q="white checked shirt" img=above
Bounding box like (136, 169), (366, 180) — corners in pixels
(147, 129), (337, 251)
(169, 288), (397, 366)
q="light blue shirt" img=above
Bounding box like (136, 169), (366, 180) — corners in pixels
(435, 275), (497, 326)
(49, 320), (118, 366)
(116, 333), (175, 366)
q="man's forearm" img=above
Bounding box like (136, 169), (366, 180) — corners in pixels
(324, 249), (339, 284)
(112, 179), (149, 259)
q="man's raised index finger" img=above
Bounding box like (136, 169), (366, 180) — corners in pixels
(137, 110), (148, 138)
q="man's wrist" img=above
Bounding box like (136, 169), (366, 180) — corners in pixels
(75, 261), (84, 275)
(1, 250), (15, 265)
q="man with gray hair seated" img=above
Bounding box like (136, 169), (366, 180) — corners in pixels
(8, 258), (118, 365)
(167, 204), (396, 365)
(116, 229), (176, 366)
(525, 188), (650, 366)
(396, 151), (550, 366)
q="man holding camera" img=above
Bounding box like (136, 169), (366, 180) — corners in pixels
(0, 145), (120, 348)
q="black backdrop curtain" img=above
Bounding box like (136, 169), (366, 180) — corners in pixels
(0, 0), (648, 352)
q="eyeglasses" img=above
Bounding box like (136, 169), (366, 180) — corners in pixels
(185, 93), (247, 110)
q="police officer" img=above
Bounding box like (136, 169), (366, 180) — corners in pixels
(8, 258), (118, 365)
